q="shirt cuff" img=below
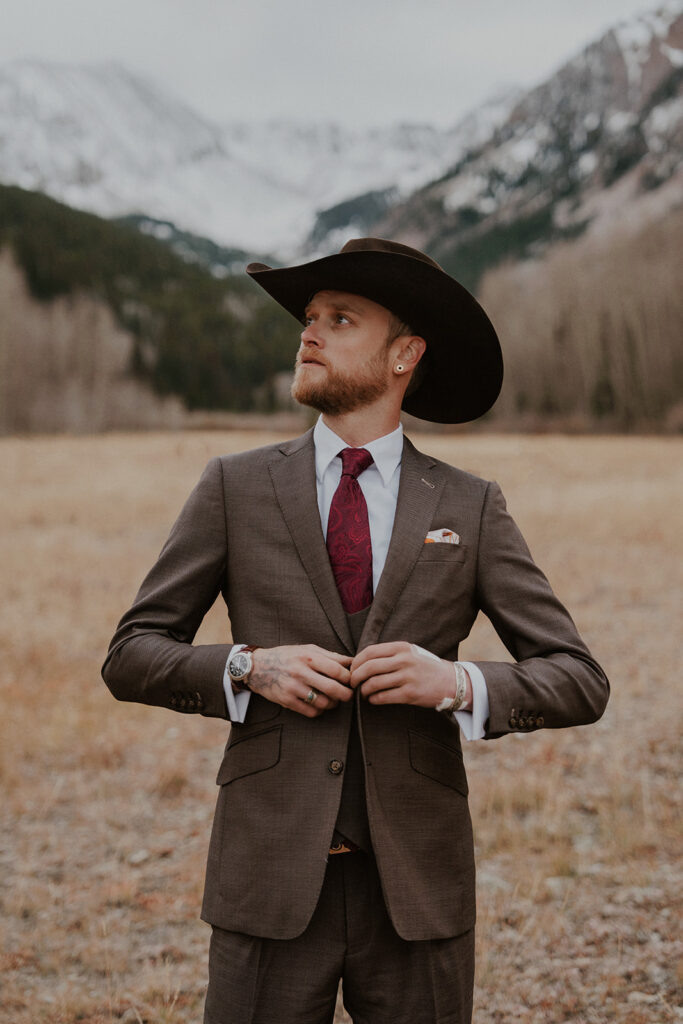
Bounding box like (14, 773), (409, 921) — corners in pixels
(222, 646), (251, 723)
(454, 662), (489, 741)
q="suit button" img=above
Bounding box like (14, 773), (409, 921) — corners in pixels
(537, 716), (544, 727)
(508, 716), (517, 729)
(328, 759), (344, 775)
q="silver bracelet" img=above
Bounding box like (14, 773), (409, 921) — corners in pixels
(435, 662), (467, 713)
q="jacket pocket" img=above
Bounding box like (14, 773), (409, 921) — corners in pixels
(408, 729), (468, 796)
(216, 724), (282, 785)
(244, 694), (281, 725)
(416, 542), (468, 564)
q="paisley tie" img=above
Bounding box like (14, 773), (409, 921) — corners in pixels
(326, 448), (374, 613)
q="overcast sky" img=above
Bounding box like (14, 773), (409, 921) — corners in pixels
(1, 0), (661, 127)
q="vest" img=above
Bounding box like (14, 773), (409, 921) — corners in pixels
(331, 606), (372, 850)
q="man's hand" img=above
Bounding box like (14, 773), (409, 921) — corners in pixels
(349, 641), (472, 710)
(249, 645), (353, 718)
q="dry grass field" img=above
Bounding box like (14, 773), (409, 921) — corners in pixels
(1, 430), (681, 1024)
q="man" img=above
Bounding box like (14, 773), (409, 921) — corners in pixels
(102, 237), (609, 1024)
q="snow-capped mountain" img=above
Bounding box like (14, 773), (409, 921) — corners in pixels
(0, 2), (680, 266)
(0, 59), (515, 259)
(359, 1), (683, 278)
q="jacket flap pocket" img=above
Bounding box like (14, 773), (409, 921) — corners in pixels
(216, 724), (282, 786)
(418, 542), (467, 564)
(408, 729), (468, 796)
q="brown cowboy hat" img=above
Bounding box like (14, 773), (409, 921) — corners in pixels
(246, 237), (503, 424)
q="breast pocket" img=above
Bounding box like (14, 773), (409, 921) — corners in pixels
(216, 724), (282, 786)
(417, 542), (468, 565)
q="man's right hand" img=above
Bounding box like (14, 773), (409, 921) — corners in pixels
(248, 645), (353, 717)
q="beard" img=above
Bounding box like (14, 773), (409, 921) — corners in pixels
(291, 349), (391, 415)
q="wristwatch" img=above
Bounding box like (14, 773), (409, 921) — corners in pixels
(227, 645), (260, 690)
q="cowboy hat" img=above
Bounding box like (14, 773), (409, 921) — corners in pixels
(246, 237), (503, 424)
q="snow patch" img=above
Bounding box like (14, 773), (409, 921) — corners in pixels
(644, 95), (683, 144)
(606, 110), (638, 134)
(578, 151), (599, 177)
(661, 43), (683, 67)
(613, 2), (683, 87)
(442, 174), (490, 213)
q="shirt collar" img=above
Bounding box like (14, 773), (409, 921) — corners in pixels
(313, 416), (403, 487)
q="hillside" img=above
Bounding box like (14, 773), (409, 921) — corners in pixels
(0, 185), (298, 433)
(358, 2), (683, 290)
(479, 202), (683, 431)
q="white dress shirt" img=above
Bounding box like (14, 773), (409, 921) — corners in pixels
(224, 417), (490, 739)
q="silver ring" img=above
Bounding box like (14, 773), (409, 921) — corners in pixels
(304, 689), (318, 705)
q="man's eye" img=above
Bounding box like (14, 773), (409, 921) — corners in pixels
(335, 314), (350, 325)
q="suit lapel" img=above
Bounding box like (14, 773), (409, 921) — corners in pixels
(361, 437), (445, 646)
(268, 431), (354, 654)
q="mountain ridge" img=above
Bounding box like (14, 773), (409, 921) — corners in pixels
(0, 58), (516, 258)
(2, 3), (679, 266)
(337, 0), (683, 286)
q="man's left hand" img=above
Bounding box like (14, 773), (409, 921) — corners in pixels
(349, 641), (471, 709)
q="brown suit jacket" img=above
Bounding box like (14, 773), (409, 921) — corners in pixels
(102, 430), (608, 941)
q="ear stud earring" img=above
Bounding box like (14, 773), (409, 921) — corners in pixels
(396, 364), (404, 373)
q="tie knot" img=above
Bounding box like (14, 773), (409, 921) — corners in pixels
(340, 447), (374, 479)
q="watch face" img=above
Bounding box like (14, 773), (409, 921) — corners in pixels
(229, 652), (250, 680)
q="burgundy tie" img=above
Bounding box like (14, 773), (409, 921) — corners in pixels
(326, 448), (374, 613)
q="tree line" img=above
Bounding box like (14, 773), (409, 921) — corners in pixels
(0, 184), (297, 417)
(1, 183), (680, 432)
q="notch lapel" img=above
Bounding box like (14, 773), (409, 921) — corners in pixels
(361, 437), (445, 647)
(268, 432), (354, 654)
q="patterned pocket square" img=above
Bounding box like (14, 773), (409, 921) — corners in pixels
(425, 528), (460, 545)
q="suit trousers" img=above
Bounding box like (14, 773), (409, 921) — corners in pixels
(204, 850), (474, 1024)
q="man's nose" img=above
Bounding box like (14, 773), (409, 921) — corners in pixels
(301, 322), (322, 345)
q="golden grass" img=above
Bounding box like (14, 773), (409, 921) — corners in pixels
(1, 430), (681, 1023)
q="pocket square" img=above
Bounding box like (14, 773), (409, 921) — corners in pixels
(425, 528), (460, 545)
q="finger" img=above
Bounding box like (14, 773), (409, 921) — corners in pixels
(317, 657), (352, 686)
(308, 673), (354, 702)
(359, 670), (406, 697)
(351, 642), (407, 669)
(323, 650), (353, 666)
(350, 654), (403, 688)
(294, 689), (338, 716)
(293, 700), (325, 718)
(365, 686), (407, 705)
(302, 649), (352, 686)
(300, 687), (337, 710)
(306, 646), (353, 668)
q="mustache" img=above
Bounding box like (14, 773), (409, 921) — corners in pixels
(295, 350), (325, 369)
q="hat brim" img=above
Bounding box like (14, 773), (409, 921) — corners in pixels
(247, 249), (502, 424)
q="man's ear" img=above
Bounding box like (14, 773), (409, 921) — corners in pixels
(394, 335), (426, 374)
